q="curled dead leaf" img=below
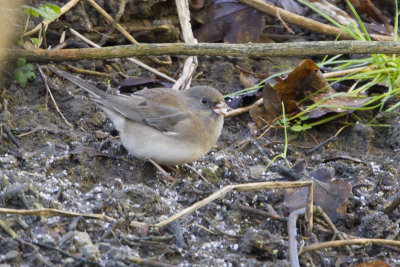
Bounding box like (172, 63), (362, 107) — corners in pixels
(252, 59), (368, 126)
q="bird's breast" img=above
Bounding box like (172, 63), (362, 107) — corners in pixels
(119, 119), (222, 165)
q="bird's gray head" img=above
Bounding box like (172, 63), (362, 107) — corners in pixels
(183, 86), (227, 116)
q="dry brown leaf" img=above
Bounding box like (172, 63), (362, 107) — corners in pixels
(355, 260), (393, 267)
(274, 59), (321, 113)
(264, 59), (368, 121)
(261, 83), (282, 122)
(249, 105), (268, 128)
(193, 1), (265, 43)
(283, 166), (352, 221)
(249, 84), (282, 127)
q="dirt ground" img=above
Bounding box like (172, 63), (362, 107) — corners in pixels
(1, 0), (400, 266)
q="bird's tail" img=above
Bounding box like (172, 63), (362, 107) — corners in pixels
(45, 66), (107, 99)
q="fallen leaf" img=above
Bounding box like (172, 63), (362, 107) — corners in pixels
(193, 1), (265, 43)
(291, 159), (307, 174)
(262, 84), (282, 122)
(283, 166), (352, 221)
(249, 84), (282, 127)
(249, 105), (268, 128)
(308, 94), (368, 119)
(355, 260), (393, 267)
(272, 59), (367, 119)
(274, 59), (321, 113)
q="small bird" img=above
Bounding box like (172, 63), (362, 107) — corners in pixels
(46, 66), (227, 169)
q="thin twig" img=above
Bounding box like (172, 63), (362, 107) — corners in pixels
(83, 0), (177, 81)
(238, 0), (393, 41)
(37, 65), (73, 127)
(114, 0), (128, 22)
(86, 0), (138, 44)
(0, 207), (115, 223)
(69, 28), (176, 83)
(153, 181), (312, 228)
(148, 158), (178, 182)
(67, 65), (114, 77)
(99, 218), (125, 242)
(314, 206), (351, 253)
(323, 65), (377, 79)
(1, 124), (20, 148)
(237, 203), (287, 221)
(173, 0), (198, 89)
(194, 223), (215, 235)
(125, 234), (175, 242)
(275, 8), (294, 34)
(202, 216), (243, 238)
(0, 220), (18, 238)
(299, 238), (400, 255)
(307, 125), (348, 154)
(225, 98), (264, 117)
(173, 56), (197, 90)
(184, 163), (214, 187)
(306, 136), (337, 154)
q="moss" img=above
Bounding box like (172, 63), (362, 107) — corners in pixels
(71, 165), (94, 182)
(199, 165), (224, 183)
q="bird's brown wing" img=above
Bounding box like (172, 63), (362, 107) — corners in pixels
(94, 88), (189, 133)
(46, 66), (191, 133)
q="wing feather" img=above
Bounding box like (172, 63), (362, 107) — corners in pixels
(94, 88), (189, 132)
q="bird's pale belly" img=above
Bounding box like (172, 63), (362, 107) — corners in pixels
(120, 122), (212, 165)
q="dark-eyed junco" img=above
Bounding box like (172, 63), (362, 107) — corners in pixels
(46, 66), (227, 166)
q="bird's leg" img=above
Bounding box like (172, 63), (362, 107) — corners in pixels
(148, 158), (178, 182)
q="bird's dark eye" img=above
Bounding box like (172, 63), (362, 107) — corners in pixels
(201, 98), (208, 104)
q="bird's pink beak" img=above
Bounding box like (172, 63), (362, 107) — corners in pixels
(213, 101), (228, 115)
